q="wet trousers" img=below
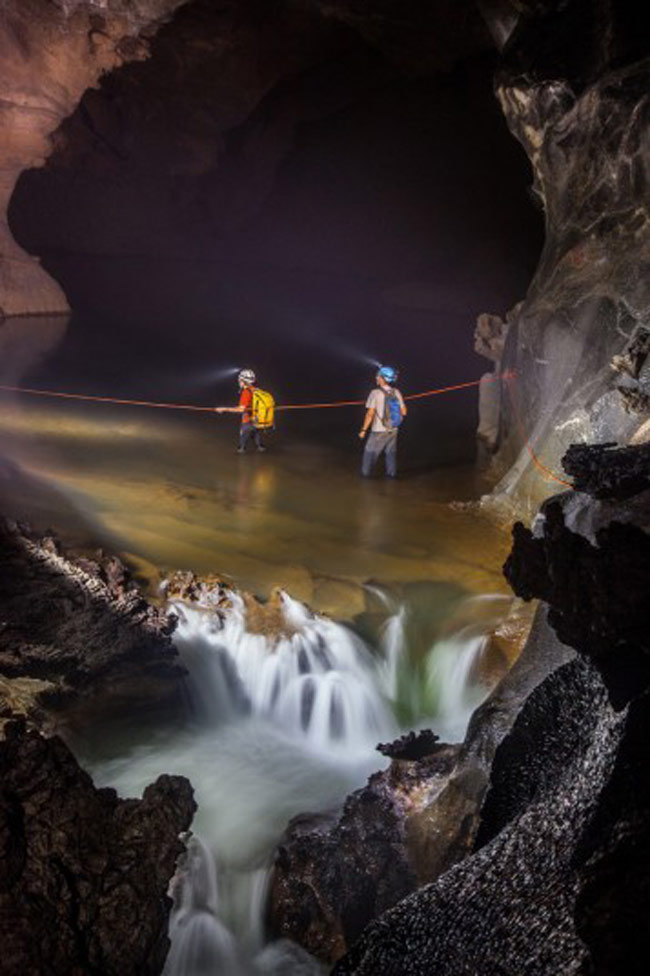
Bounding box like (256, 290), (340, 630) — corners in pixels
(239, 422), (263, 451)
(361, 430), (398, 477)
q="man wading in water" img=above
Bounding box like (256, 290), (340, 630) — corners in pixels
(215, 368), (270, 453)
(359, 365), (407, 477)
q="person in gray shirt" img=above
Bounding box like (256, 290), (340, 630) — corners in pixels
(359, 365), (407, 478)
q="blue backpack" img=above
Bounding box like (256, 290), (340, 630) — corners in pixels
(383, 390), (403, 429)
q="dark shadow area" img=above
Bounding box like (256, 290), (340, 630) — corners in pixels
(9, 0), (542, 470)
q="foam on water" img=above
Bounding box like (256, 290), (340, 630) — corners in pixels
(171, 590), (395, 753)
(90, 587), (511, 974)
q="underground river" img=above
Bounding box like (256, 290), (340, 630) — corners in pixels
(0, 289), (519, 974)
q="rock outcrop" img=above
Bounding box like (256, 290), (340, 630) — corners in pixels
(268, 605), (573, 963)
(0, 519), (185, 727)
(269, 734), (459, 964)
(334, 657), (632, 976)
(0, 716), (195, 976)
(0, 0), (186, 315)
(332, 442), (650, 975)
(477, 0), (650, 512)
(561, 441), (650, 500)
(503, 446), (650, 708)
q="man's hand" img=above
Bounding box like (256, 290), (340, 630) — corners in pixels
(215, 407), (224, 414)
(359, 429), (367, 439)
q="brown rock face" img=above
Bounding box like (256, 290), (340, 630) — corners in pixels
(269, 603), (573, 965)
(0, 717), (196, 976)
(484, 0), (650, 512)
(269, 734), (460, 964)
(0, 0), (186, 316)
(0, 518), (185, 727)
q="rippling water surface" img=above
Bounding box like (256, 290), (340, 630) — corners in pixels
(1, 300), (516, 974)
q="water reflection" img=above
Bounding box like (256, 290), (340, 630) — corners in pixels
(0, 316), (511, 614)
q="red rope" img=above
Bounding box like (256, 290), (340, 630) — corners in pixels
(0, 384), (215, 413)
(0, 376), (499, 413)
(502, 373), (573, 489)
(0, 372), (573, 489)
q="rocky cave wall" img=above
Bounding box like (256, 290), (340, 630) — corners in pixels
(0, 518), (198, 974)
(6, 0), (534, 294)
(327, 444), (650, 976)
(1, 1), (648, 505)
(0, 0), (187, 316)
(476, 0), (650, 514)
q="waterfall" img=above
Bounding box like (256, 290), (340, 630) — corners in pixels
(147, 589), (398, 975)
(425, 623), (494, 741)
(164, 837), (242, 976)
(377, 605), (406, 700)
(171, 590), (395, 753)
(89, 586), (512, 974)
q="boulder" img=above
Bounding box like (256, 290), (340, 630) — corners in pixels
(269, 733), (459, 964)
(0, 0), (188, 315)
(0, 717), (195, 976)
(333, 442), (650, 975)
(0, 519), (185, 728)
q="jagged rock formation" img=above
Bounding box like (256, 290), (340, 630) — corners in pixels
(504, 444), (650, 708)
(562, 441), (650, 500)
(0, 0), (186, 315)
(331, 442), (650, 976)
(481, 0), (650, 512)
(335, 659), (627, 976)
(0, 519), (185, 727)
(268, 605), (574, 963)
(334, 448), (650, 976)
(0, 716), (195, 976)
(269, 735), (459, 963)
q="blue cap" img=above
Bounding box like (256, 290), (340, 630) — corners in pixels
(378, 365), (398, 383)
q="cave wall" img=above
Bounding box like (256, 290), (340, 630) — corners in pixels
(331, 444), (650, 976)
(3, 0), (542, 329)
(479, 0), (650, 513)
(0, 0), (187, 316)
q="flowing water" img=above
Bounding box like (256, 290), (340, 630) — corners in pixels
(74, 586), (514, 974)
(0, 303), (518, 973)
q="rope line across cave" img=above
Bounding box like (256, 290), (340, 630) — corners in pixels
(0, 372), (572, 488)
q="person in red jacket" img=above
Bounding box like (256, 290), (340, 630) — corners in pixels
(215, 368), (266, 453)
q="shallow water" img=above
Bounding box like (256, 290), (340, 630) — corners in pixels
(1, 304), (516, 974)
(79, 587), (514, 974)
(0, 308), (511, 614)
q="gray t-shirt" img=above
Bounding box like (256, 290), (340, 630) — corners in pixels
(366, 387), (405, 432)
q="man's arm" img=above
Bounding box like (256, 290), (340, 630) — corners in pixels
(215, 405), (245, 414)
(359, 407), (375, 439)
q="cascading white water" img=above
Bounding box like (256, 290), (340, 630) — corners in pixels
(91, 589), (399, 975)
(377, 605), (406, 701)
(171, 591), (395, 752)
(165, 837), (241, 976)
(426, 628), (489, 740)
(89, 586), (512, 975)
(424, 594), (512, 741)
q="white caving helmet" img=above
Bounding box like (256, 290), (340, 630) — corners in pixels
(238, 368), (256, 387)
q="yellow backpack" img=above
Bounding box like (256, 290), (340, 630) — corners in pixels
(251, 388), (275, 429)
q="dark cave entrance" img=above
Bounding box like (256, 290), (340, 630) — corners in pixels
(8, 0), (542, 467)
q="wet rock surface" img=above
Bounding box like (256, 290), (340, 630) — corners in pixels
(269, 737), (460, 963)
(334, 657), (627, 976)
(562, 442), (650, 500)
(504, 446), (650, 708)
(0, 0), (185, 315)
(478, 0), (650, 511)
(0, 717), (195, 976)
(0, 519), (185, 726)
(333, 439), (650, 975)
